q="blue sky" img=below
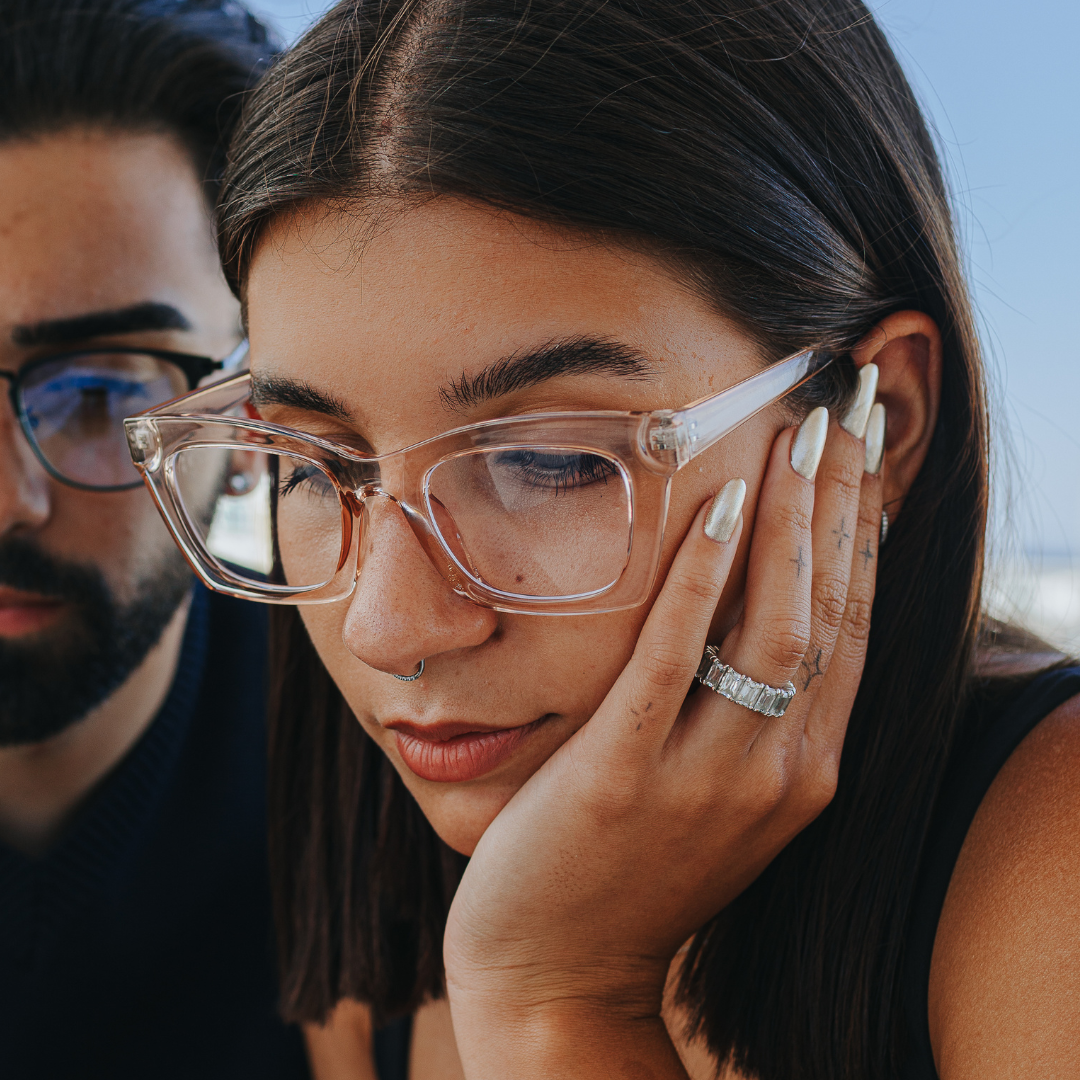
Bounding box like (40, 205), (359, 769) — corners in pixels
(249, 0), (1080, 556)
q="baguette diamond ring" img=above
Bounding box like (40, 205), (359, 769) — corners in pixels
(695, 647), (796, 717)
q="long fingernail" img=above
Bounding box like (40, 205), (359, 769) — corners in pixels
(704, 478), (746, 544)
(864, 402), (886, 474)
(840, 363), (879, 438)
(790, 407), (828, 481)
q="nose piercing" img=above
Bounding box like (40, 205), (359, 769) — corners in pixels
(393, 659), (425, 682)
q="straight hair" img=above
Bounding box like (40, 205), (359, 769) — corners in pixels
(221, 2), (1000, 1075)
(0, 0), (281, 202)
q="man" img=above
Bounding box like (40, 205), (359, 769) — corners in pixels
(0, 2), (310, 1076)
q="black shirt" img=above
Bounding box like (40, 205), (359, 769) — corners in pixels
(901, 665), (1080, 1078)
(0, 585), (309, 1079)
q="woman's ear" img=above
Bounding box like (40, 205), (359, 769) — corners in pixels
(851, 310), (942, 522)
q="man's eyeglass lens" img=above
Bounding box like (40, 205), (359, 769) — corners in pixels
(20, 353), (189, 489)
(171, 444), (634, 600)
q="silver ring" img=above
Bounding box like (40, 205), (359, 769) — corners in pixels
(695, 647), (795, 717)
(880, 509), (889, 545)
(392, 659), (425, 682)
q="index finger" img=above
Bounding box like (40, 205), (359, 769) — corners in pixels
(608, 481), (746, 736)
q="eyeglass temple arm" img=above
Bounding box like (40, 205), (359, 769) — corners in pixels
(220, 339), (250, 371)
(644, 349), (832, 466)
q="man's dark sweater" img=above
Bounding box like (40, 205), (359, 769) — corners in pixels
(0, 585), (309, 1079)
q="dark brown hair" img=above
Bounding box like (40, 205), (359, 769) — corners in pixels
(0, 0), (281, 201)
(221, 1), (995, 1075)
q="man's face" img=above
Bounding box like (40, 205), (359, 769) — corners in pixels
(0, 129), (241, 745)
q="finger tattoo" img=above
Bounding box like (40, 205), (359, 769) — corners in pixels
(831, 517), (853, 549)
(800, 647), (825, 690)
(790, 546), (807, 579)
(860, 538), (874, 569)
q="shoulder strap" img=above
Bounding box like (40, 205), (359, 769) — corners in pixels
(901, 666), (1080, 1079)
(373, 1014), (413, 1080)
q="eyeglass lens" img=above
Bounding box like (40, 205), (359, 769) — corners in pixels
(170, 444), (633, 600)
(20, 354), (189, 488)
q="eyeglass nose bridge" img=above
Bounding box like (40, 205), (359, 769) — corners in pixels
(342, 483), (473, 598)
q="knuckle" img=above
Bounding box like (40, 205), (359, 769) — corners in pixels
(640, 646), (692, 691)
(812, 574), (849, 631)
(801, 749), (841, 812)
(841, 593), (873, 645)
(669, 563), (722, 604)
(744, 752), (790, 818)
(755, 618), (809, 672)
(777, 500), (814, 537)
(816, 457), (863, 502)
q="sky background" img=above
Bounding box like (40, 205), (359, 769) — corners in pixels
(248, 0), (1080, 560)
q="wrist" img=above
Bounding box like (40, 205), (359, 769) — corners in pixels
(445, 931), (671, 1019)
(446, 990), (688, 1080)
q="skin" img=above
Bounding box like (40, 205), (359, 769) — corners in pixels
(0, 129), (241, 854)
(247, 197), (1080, 1078)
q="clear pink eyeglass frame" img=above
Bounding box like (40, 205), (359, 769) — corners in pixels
(125, 348), (830, 616)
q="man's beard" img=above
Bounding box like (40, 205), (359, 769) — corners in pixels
(0, 537), (193, 747)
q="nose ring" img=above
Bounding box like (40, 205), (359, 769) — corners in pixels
(393, 659), (425, 682)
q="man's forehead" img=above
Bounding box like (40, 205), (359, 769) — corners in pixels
(0, 130), (220, 351)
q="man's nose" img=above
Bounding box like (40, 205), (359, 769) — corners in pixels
(0, 392), (50, 536)
(341, 496), (498, 677)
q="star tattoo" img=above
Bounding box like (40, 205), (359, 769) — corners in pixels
(832, 516), (852, 550)
(799, 647), (825, 690)
(790, 546), (807, 579)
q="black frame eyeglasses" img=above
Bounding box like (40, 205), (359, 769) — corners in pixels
(2, 341), (248, 492)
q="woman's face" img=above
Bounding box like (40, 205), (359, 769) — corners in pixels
(247, 198), (791, 854)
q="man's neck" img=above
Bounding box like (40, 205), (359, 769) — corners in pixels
(0, 593), (192, 857)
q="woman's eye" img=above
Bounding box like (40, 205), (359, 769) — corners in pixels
(278, 463), (336, 498)
(494, 450), (621, 493)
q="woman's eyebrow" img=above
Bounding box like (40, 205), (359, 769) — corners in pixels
(440, 336), (658, 412)
(249, 372), (352, 421)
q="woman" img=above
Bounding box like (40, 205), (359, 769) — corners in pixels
(128, 0), (1080, 1076)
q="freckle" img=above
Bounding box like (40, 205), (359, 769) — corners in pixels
(515, 574), (524, 583)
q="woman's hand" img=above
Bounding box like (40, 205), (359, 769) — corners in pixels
(444, 387), (886, 1080)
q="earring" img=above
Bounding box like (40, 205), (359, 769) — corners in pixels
(880, 509), (889, 545)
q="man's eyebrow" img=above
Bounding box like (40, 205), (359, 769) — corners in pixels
(11, 302), (192, 347)
(440, 337), (658, 412)
(249, 373), (353, 422)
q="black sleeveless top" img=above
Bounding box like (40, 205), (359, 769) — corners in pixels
(371, 667), (1080, 1080)
(373, 1016), (413, 1080)
(900, 665), (1080, 1078)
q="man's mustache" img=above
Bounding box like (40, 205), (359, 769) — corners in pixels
(0, 536), (107, 608)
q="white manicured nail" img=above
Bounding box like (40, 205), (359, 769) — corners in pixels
(790, 407), (828, 481)
(864, 402), (886, 474)
(840, 363), (879, 438)
(704, 478), (746, 544)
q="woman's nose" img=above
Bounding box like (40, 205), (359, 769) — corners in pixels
(0, 397), (50, 537)
(341, 496), (498, 677)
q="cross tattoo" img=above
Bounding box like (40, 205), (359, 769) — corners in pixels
(860, 538), (874, 569)
(800, 648), (825, 690)
(832, 517), (852, 550)
(790, 546), (807, 579)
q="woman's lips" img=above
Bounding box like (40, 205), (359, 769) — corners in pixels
(390, 716), (550, 783)
(0, 588), (63, 637)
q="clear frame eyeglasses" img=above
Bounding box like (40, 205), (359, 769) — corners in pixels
(1, 341), (249, 491)
(124, 348), (830, 615)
